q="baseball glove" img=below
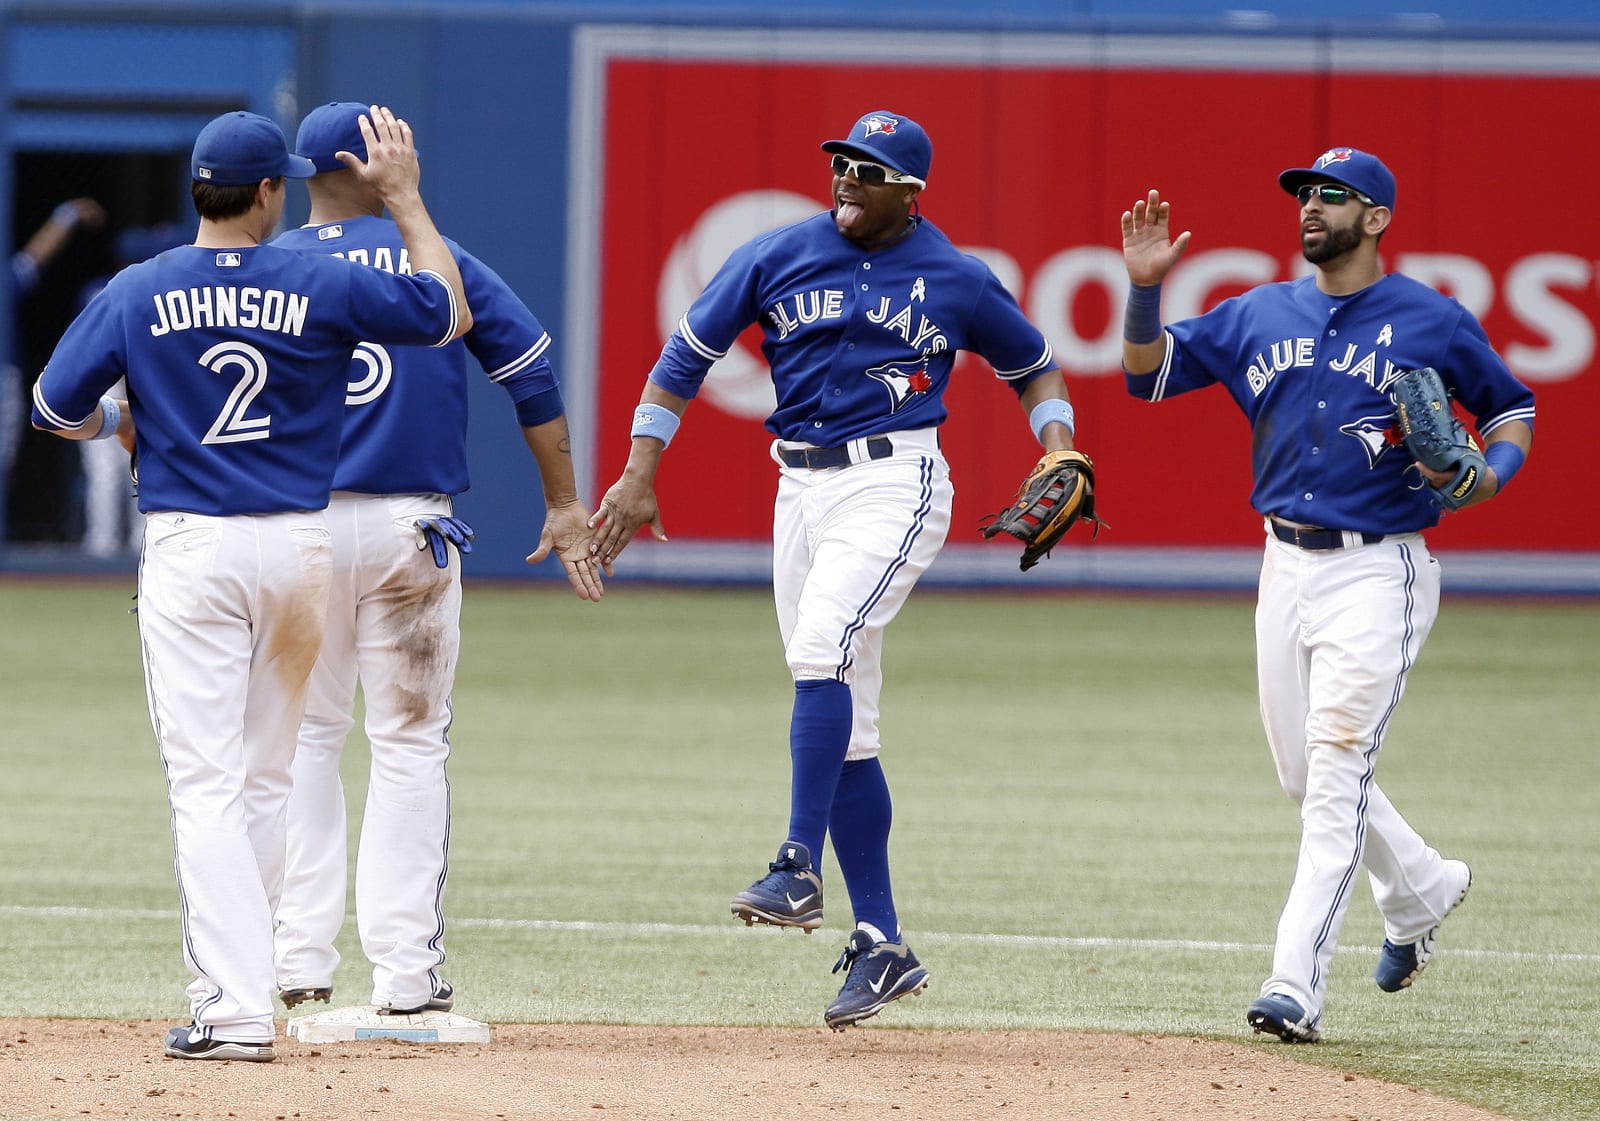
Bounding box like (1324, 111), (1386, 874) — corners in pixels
(1390, 366), (1485, 511)
(980, 450), (1100, 572)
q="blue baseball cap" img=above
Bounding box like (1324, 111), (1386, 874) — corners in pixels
(295, 101), (372, 173)
(191, 111), (316, 186)
(822, 111), (933, 184)
(1279, 147), (1396, 210)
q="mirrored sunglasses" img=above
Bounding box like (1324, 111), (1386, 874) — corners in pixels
(830, 153), (925, 188)
(1296, 183), (1376, 207)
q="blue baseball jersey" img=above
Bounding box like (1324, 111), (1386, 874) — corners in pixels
(650, 212), (1054, 444)
(1127, 273), (1536, 534)
(271, 215), (562, 495)
(32, 243), (459, 516)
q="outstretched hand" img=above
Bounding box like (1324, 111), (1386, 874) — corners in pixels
(587, 474), (668, 567)
(527, 500), (608, 601)
(1121, 190), (1191, 286)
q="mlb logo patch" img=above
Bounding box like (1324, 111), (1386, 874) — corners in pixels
(215, 252), (242, 267)
(318, 224), (344, 241)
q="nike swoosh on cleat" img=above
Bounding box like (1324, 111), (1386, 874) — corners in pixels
(868, 964), (894, 994)
(786, 892), (817, 908)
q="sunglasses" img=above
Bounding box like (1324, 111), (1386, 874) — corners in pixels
(1296, 183), (1376, 207)
(830, 153), (925, 188)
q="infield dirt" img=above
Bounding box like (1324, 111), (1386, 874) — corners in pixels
(0, 1018), (1512, 1121)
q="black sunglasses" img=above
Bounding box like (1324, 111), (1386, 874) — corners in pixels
(829, 153), (924, 188)
(1296, 183), (1376, 207)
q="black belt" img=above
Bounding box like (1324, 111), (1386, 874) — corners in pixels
(777, 436), (893, 470)
(1271, 520), (1384, 551)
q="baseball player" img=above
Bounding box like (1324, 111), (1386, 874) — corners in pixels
(268, 102), (602, 1019)
(589, 110), (1084, 1029)
(31, 107), (470, 1061)
(1119, 148), (1535, 1042)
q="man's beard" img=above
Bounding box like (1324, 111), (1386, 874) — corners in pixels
(1302, 221), (1363, 265)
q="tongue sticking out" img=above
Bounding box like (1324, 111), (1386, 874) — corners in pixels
(836, 201), (866, 231)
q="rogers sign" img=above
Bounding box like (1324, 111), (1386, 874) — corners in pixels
(661, 191), (1590, 422)
(597, 56), (1591, 549)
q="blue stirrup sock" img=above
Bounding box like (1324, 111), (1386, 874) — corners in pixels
(786, 678), (852, 861)
(828, 757), (898, 940)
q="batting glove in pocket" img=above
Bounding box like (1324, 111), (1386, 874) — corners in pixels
(414, 515), (475, 568)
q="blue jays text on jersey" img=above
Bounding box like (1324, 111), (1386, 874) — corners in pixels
(32, 243), (459, 516)
(649, 212), (1054, 446)
(1126, 273), (1535, 534)
(272, 214), (563, 496)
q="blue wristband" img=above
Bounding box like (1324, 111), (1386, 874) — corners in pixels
(1028, 398), (1076, 446)
(631, 402), (680, 447)
(52, 201), (82, 229)
(1124, 283), (1163, 345)
(1484, 441), (1525, 489)
(89, 396), (121, 440)
(514, 386), (565, 428)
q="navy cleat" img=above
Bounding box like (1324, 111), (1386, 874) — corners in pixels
(1246, 992), (1321, 1043)
(824, 929), (930, 1030)
(1376, 860), (1472, 992)
(376, 981), (455, 1016)
(730, 841), (824, 931)
(163, 1023), (276, 1062)
(277, 986), (332, 1010)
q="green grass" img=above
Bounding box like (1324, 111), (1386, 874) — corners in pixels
(1, 578), (1597, 1119)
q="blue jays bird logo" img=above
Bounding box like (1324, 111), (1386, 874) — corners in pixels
(1315, 148), (1355, 170)
(862, 116), (900, 138)
(866, 359), (933, 412)
(1339, 414), (1403, 468)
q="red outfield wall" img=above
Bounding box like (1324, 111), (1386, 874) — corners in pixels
(593, 58), (1594, 552)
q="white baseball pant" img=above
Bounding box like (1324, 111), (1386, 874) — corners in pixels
(1254, 528), (1464, 1020)
(274, 492), (459, 1011)
(771, 428), (953, 756)
(139, 508), (332, 1042)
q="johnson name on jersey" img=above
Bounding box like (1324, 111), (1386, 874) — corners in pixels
(32, 243), (458, 515)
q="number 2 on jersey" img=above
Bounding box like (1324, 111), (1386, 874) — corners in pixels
(199, 341), (272, 445)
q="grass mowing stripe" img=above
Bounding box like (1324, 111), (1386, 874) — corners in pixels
(8, 904), (1600, 965)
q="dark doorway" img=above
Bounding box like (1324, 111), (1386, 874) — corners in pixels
(6, 148), (188, 544)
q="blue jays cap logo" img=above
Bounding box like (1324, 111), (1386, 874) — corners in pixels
(1279, 145), (1395, 209)
(823, 109), (932, 182)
